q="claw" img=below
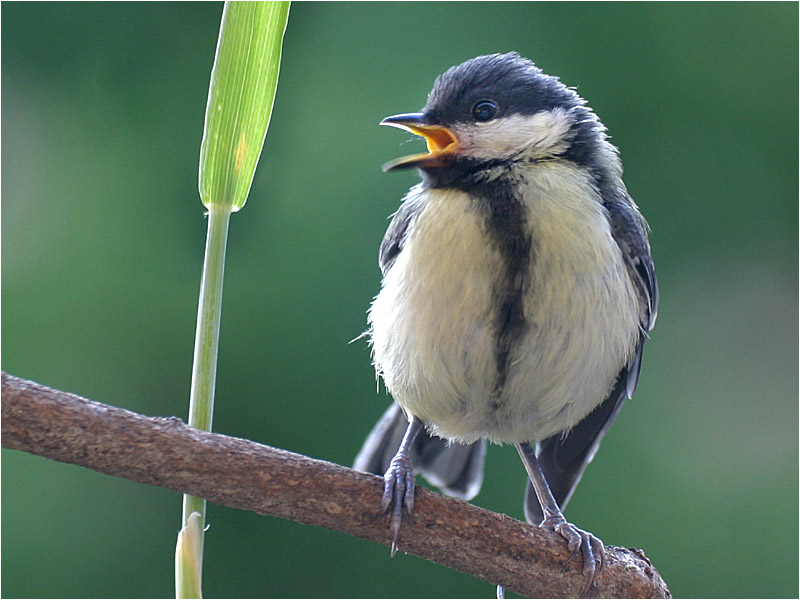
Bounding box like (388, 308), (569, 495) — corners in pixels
(541, 515), (604, 597)
(381, 454), (416, 557)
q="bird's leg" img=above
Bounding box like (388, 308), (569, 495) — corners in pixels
(515, 442), (604, 597)
(381, 414), (424, 556)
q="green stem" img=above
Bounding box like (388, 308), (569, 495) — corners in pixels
(178, 203), (232, 597)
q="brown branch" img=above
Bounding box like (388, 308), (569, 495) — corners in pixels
(1, 372), (670, 598)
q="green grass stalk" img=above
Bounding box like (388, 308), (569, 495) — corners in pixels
(177, 204), (231, 599)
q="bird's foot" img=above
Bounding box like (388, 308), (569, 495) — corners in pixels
(381, 453), (416, 556)
(541, 515), (604, 597)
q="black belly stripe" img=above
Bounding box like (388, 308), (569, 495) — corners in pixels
(469, 182), (532, 398)
(425, 158), (532, 400)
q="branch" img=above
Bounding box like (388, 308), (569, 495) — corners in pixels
(1, 372), (670, 598)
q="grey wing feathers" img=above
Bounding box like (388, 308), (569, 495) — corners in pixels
(604, 190), (658, 332)
(525, 189), (658, 524)
(354, 403), (487, 501)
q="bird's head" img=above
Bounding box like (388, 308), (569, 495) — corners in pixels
(381, 53), (619, 188)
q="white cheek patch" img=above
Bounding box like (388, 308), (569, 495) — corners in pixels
(460, 108), (574, 160)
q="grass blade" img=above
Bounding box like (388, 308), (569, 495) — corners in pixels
(199, 1), (290, 210)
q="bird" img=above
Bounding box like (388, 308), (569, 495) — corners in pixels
(354, 52), (658, 596)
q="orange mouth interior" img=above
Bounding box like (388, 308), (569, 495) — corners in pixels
(381, 120), (459, 171)
(408, 125), (458, 154)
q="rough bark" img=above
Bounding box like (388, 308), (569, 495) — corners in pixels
(2, 372), (670, 598)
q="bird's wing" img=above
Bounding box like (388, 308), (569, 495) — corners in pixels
(378, 188), (424, 274)
(524, 345), (641, 523)
(525, 188), (658, 524)
(605, 189), (659, 334)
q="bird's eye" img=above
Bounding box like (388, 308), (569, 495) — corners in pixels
(472, 100), (498, 122)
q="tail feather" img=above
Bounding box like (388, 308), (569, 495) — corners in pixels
(354, 403), (486, 501)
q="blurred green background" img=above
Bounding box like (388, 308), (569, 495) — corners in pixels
(2, 2), (797, 598)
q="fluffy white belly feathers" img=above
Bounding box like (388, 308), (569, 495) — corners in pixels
(368, 163), (641, 444)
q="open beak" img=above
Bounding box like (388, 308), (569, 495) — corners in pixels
(380, 113), (459, 171)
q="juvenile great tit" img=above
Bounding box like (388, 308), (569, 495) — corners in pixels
(354, 52), (658, 595)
